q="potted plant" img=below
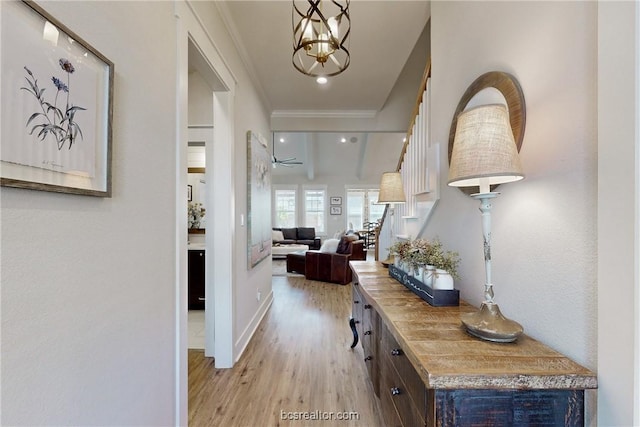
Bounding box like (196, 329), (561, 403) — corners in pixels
(427, 240), (460, 290)
(188, 202), (206, 229)
(388, 240), (411, 271)
(407, 238), (431, 281)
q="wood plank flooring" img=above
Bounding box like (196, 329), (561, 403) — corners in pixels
(188, 275), (384, 427)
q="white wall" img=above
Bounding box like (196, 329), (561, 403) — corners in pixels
(188, 71), (214, 126)
(597, 1), (639, 425)
(427, 1), (598, 423)
(1, 1), (178, 424)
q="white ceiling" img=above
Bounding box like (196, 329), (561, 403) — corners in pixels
(216, 1), (431, 177)
(271, 131), (405, 178)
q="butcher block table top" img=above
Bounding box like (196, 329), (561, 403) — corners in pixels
(350, 261), (597, 390)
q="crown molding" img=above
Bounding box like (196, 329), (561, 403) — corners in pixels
(271, 110), (378, 119)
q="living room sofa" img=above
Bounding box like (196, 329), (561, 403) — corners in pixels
(272, 227), (321, 250)
(303, 238), (366, 285)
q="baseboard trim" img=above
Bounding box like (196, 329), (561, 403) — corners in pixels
(234, 290), (274, 362)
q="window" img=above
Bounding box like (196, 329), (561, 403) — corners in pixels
(346, 189), (383, 231)
(303, 187), (326, 233)
(273, 187), (297, 228)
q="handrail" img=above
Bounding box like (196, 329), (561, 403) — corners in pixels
(396, 58), (432, 172)
(375, 58), (431, 259)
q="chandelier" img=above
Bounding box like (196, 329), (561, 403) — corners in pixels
(292, 0), (351, 77)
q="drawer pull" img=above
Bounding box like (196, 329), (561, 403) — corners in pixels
(198, 297), (206, 301)
(354, 320), (360, 324)
(391, 387), (402, 396)
(391, 348), (403, 356)
(364, 304), (372, 309)
(354, 300), (360, 304)
(364, 330), (372, 335)
(364, 356), (372, 361)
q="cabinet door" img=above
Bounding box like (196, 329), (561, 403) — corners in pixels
(352, 284), (364, 339)
(188, 250), (205, 310)
(434, 389), (584, 426)
(351, 283), (380, 397)
(362, 303), (380, 397)
(380, 322), (427, 427)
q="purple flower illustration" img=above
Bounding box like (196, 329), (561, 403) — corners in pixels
(51, 77), (68, 93)
(59, 58), (75, 74)
(21, 58), (85, 150)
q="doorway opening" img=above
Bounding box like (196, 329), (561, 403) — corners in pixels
(176, 2), (237, 424)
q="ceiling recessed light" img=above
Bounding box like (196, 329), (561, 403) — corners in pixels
(279, 138), (285, 143)
(316, 76), (328, 85)
(340, 137), (347, 143)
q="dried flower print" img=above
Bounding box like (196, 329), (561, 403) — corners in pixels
(21, 58), (85, 150)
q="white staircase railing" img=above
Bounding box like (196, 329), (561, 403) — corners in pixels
(377, 60), (440, 261)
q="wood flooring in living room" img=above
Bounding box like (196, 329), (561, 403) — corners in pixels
(188, 272), (384, 426)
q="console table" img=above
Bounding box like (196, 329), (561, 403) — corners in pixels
(349, 261), (597, 426)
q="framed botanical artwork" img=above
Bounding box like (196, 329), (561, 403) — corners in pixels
(330, 206), (342, 215)
(330, 196), (342, 205)
(0, 1), (114, 196)
(247, 131), (271, 269)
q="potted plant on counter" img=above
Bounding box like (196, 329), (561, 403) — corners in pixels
(389, 240), (412, 271)
(427, 242), (460, 290)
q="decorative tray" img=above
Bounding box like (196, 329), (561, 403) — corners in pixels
(388, 264), (459, 307)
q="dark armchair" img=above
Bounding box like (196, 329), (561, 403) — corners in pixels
(305, 239), (366, 285)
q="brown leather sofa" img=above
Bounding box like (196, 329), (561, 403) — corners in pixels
(304, 239), (366, 285)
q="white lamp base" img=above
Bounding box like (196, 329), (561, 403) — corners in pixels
(461, 302), (523, 343)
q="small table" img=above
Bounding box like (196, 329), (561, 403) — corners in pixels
(271, 244), (309, 259)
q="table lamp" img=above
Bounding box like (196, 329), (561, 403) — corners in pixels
(378, 171), (405, 266)
(448, 104), (524, 342)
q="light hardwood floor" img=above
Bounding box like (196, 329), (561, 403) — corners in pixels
(188, 274), (384, 427)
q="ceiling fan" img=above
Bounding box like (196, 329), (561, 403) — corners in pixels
(271, 136), (303, 167)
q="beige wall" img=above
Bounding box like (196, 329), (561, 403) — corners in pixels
(427, 1), (599, 423)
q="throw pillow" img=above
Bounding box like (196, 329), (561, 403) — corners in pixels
(272, 229), (284, 241)
(336, 236), (351, 254)
(297, 227), (316, 240)
(345, 233), (359, 241)
(281, 228), (298, 240)
(319, 238), (340, 253)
